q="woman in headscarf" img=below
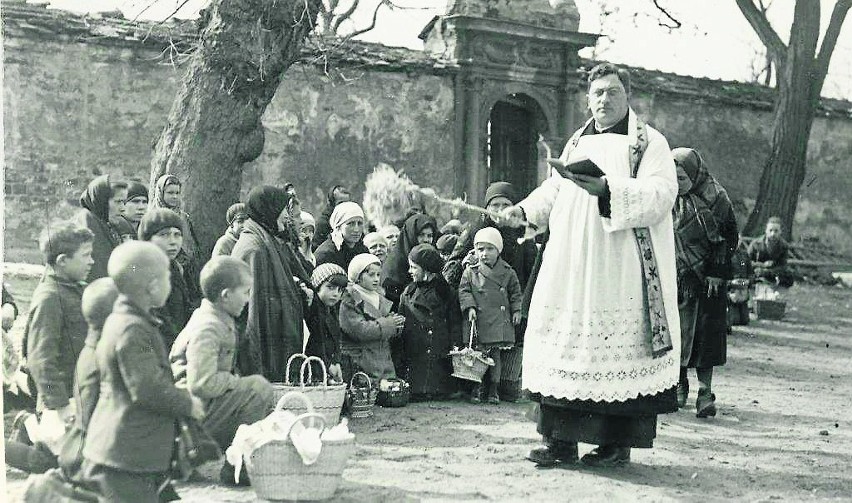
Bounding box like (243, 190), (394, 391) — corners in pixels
(314, 201), (368, 271)
(672, 148), (739, 419)
(442, 181), (538, 401)
(152, 174), (201, 289)
(312, 184), (351, 250)
(77, 175), (126, 282)
(231, 185), (312, 380)
(382, 213), (438, 307)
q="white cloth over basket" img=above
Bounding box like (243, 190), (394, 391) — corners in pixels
(225, 392), (353, 483)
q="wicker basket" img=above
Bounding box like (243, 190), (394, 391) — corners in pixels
(755, 299), (786, 320)
(450, 322), (494, 383)
(347, 372), (377, 419)
(248, 392), (355, 501)
(376, 378), (410, 408)
(271, 354), (346, 425)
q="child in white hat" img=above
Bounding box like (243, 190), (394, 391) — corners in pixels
(458, 228), (522, 404)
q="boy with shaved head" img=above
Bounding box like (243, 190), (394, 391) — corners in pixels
(81, 241), (205, 502)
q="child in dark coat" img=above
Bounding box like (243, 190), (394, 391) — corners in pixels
(139, 208), (201, 349)
(399, 244), (461, 400)
(24, 222), (93, 418)
(212, 203), (247, 257)
(305, 263), (348, 383)
(81, 241), (205, 503)
(458, 228), (522, 404)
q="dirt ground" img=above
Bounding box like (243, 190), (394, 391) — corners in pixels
(3, 282), (851, 502)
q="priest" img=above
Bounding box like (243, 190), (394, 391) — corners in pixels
(501, 63), (681, 467)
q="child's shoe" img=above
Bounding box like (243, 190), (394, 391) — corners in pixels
(469, 385), (482, 404)
(486, 382), (500, 404)
(676, 379), (689, 409)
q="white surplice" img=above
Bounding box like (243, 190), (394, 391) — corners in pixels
(519, 115), (681, 403)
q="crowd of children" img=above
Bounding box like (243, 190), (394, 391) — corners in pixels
(4, 173), (540, 501)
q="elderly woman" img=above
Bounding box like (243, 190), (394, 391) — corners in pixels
(314, 201), (369, 270)
(672, 148), (739, 418)
(231, 186), (312, 380)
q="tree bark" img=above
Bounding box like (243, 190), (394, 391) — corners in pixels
(738, 0), (851, 239)
(150, 0), (323, 255)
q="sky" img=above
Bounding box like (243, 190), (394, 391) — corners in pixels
(43, 0), (852, 99)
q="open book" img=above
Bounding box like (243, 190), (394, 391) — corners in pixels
(546, 156), (605, 178)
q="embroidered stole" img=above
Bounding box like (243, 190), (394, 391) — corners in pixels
(562, 112), (673, 358)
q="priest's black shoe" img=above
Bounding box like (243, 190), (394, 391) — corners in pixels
(696, 391), (717, 418)
(526, 441), (579, 467)
(580, 445), (631, 467)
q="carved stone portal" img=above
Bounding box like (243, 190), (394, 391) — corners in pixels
(423, 0), (597, 202)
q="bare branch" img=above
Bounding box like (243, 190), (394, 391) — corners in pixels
(339, 0), (386, 40)
(332, 0), (361, 32)
(154, 0), (194, 26)
(812, 0), (852, 92)
(650, 0), (681, 29)
(735, 0), (787, 68)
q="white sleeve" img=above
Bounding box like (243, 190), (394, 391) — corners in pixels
(602, 131), (677, 232)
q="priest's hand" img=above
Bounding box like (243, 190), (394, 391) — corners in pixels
(498, 206), (526, 228)
(564, 172), (608, 197)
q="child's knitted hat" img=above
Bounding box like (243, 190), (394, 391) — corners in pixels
(138, 208), (184, 241)
(311, 263), (347, 289)
(408, 244), (443, 274)
(474, 227), (503, 253)
(348, 253), (381, 282)
(300, 211), (316, 229)
(435, 234), (458, 253)
(125, 181), (148, 202)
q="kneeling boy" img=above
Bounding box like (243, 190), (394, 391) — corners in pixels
(82, 241), (205, 503)
(169, 256), (273, 484)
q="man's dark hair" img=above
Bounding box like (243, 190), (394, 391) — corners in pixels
(587, 63), (631, 95)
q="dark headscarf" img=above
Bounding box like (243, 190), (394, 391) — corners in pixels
(79, 174), (112, 222)
(382, 213), (437, 288)
(672, 148), (734, 283)
(246, 185), (289, 237)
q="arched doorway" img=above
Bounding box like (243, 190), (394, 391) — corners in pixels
(485, 93), (550, 199)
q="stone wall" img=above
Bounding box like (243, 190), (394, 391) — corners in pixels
(3, 6), (852, 261)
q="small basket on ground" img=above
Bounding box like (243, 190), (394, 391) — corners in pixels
(376, 378), (410, 407)
(754, 299), (786, 320)
(450, 322), (494, 383)
(270, 354), (346, 425)
(347, 372), (377, 419)
(248, 392), (356, 501)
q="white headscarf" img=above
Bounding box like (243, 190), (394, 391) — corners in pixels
(330, 202), (364, 249)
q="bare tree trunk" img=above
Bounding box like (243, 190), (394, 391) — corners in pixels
(738, 0), (851, 240)
(151, 0), (323, 255)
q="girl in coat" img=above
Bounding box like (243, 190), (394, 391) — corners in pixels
(339, 253), (405, 382)
(152, 174), (202, 294)
(673, 148), (738, 418)
(382, 213), (438, 307)
(399, 244), (461, 400)
(459, 228), (522, 404)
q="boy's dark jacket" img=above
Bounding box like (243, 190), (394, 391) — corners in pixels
(458, 258), (522, 346)
(398, 276), (461, 395)
(83, 296), (193, 472)
(23, 270), (88, 410)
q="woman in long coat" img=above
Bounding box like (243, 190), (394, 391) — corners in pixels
(672, 148), (739, 418)
(232, 186), (311, 381)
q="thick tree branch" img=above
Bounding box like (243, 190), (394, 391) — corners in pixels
(813, 0), (852, 91)
(735, 0), (787, 69)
